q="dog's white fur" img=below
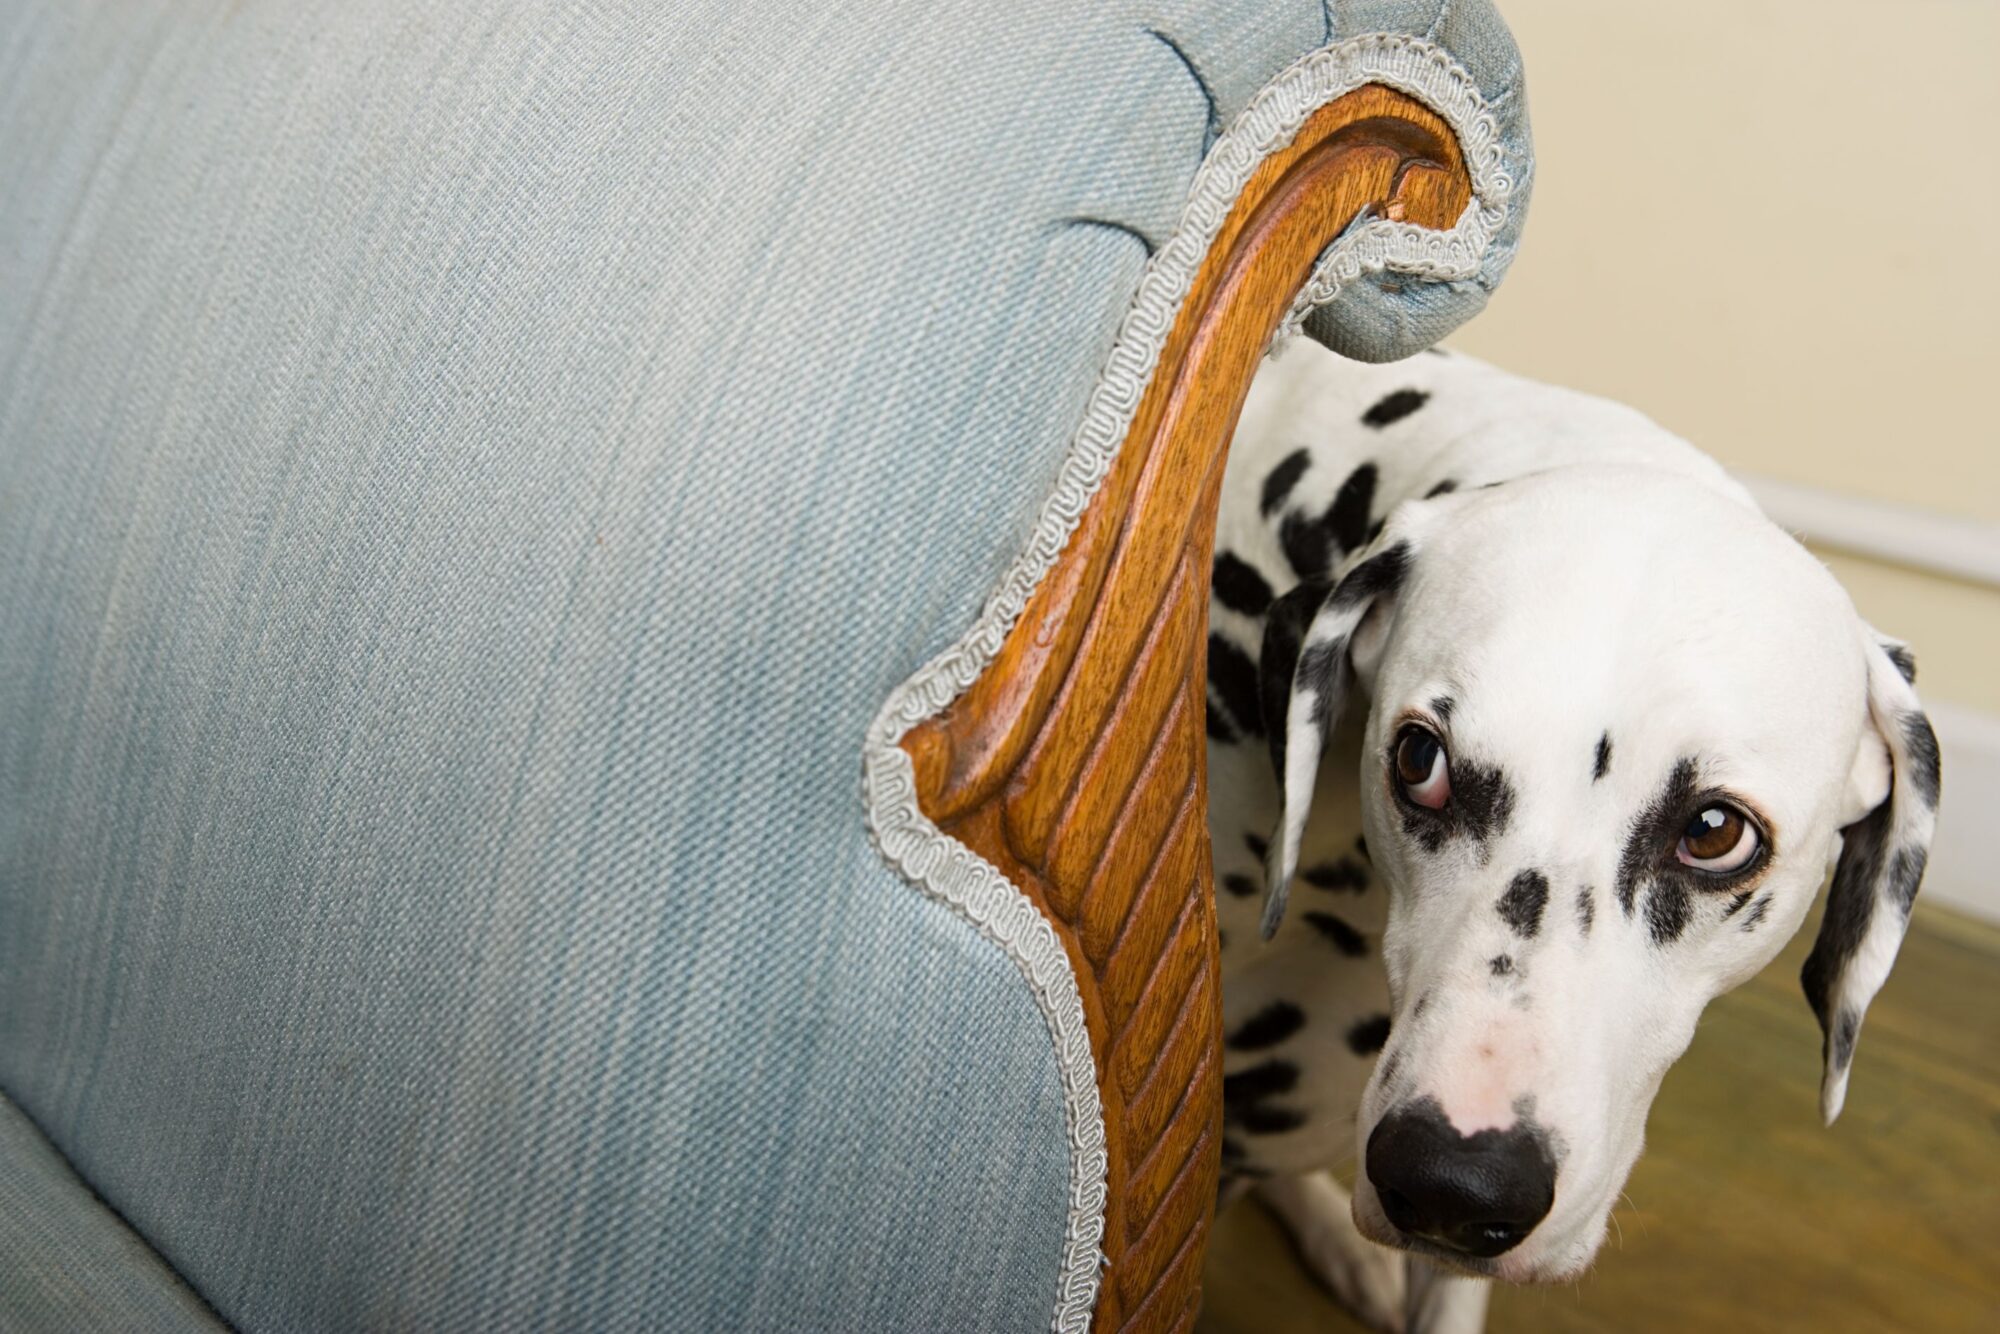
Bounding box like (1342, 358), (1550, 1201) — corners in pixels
(1207, 338), (1937, 1331)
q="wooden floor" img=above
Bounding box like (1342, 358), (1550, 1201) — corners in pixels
(1198, 903), (2000, 1333)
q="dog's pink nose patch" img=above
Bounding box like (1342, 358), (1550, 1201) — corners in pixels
(1433, 1022), (1539, 1134)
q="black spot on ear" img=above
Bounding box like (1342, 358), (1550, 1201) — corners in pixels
(1430, 695), (1455, 724)
(1883, 642), (1917, 685)
(1330, 540), (1411, 610)
(1593, 733), (1612, 782)
(1328, 464), (1379, 554)
(1302, 857), (1369, 892)
(1646, 882), (1692, 945)
(1888, 846), (1926, 915)
(1228, 1001), (1305, 1051)
(1260, 448), (1310, 517)
(1207, 633), (1263, 739)
(1205, 699), (1238, 744)
(1739, 894), (1772, 931)
(1212, 550), (1274, 618)
(1490, 954), (1513, 977)
(1296, 642), (1342, 729)
(1347, 1014), (1392, 1056)
(1362, 388), (1429, 428)
(1497, 870), (1549, 938)
(1221, 873), (1258, 899)
(1902, 711), (1940, 811)
(1576, 886), (1595, 936)
(1832, 1009), (1859, 1070)
(1722, 890), (1753, 919)
(1304, 911), (1368, 957)
(1245, 832), (1268, 861)
(1801, 799), (1890, 1032)
(1258, 579), (1333, 773)
(1424, 478), (1459, 499)
(1617, 758), (1699, 916)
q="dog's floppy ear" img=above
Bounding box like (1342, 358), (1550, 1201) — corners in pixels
(1799, 629), (1940, 1125)
(1255, 539), (1413, 938)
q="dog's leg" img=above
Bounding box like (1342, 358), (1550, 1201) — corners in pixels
(1256, 1171), (1406, 1333)
(1404, 1257), (1489, 1334)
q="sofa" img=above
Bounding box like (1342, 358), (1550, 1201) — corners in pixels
(0, 2), (1531, 1328)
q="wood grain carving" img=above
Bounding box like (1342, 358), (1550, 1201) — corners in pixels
(901, 85), (1472, 1333)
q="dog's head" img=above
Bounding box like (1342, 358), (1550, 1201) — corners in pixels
(1257, 464), (1938, 1283)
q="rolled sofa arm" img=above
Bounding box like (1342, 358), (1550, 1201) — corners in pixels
(891, 66), (1501, 1331)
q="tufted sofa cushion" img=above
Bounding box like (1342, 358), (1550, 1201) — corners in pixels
(0, 1), (1529, 1327)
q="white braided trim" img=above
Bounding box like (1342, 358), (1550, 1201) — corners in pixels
(862, 33), (1507, 1334)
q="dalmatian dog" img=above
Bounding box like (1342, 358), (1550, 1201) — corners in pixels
(1205, 336), (1940, 1333)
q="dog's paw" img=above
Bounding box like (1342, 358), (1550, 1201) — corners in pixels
(1256, 1173), (1408, 1333)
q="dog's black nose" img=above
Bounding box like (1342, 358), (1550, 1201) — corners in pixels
(1366, 1098), (1556, 1258)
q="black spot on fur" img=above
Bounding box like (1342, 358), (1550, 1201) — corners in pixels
(1355, 835), (1368, 860)
(1832, 1010), (1859, 1070)
(1617, 758), (1699, 916)
(1490, 954), (1513, 977)
(1245, 832), (1268, 862)
(1328, 464), (1379, 553)
(1212, 551), (1274, 618)
(1802, 799), (1890, 1034)
(1304, 911), (1368, 957)
(1883, 642), (1917, 685)
(1647, 881), (1692, 946)
(1722, 890), (1753, 919)
(1593, 733), (1612, 782)
(1260, 448), (1310, 517)
(1330, 540), (1411, 610)
(1257, 578), (1333, 779)
(1225, 1060), (1298, 1105)
(1413, 992), (1430, 1017)
(1295, 642), (1342, 730)
(1902, 711), (1941, 811)
(1207, 632), (1263, 739)
(1576, 886), (1595, 936)
(1362, 388), (1429, 428)
(1424, 478), (1459, 499)
(1431, 695), (1455, 724)
(1379, 1049), (1402, 1086)
(1889, 846), (1927, 915)
(1228, 1001), (1305, 1051)
(1740, 894), (1772, 931)
(1280, 509), (1334, 581)
(1497, 870), (1549, 938)
(1302, 857), (1369, 892)
(1205, 698), (1238, 744)
(1222, 873), (1258, 899)
(1347, 1015), (1392, 1056)
(1225, 1058), (1307, 1135)
(1236, 1103), (1306, 1134)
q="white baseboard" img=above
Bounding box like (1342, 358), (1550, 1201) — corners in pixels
(1738, 473), (2000, 590)
(1922, 701), (2000, 925)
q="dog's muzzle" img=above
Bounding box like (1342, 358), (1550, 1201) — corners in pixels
(1365, 1098), (1557, 1258)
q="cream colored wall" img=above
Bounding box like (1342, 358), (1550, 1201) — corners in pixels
(1449, 0), (2000, 715)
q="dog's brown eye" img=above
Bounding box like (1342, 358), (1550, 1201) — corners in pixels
(1676, 805), (1759, 874)
(1394, 726), (1450, 810)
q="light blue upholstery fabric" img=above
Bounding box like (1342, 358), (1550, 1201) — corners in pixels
(0, 1094), (222, 1331)
(0, 1), (1529, 1328)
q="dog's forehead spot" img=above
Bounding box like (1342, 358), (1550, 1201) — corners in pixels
(1575, 885), (1596, 936)
(1430, 694), (1455, 723)
(1593, 732), (1612, 782)
(1489, 954), (1513, 977)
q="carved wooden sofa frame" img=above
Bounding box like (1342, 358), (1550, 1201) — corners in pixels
(880, 79), (1484, 1330)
